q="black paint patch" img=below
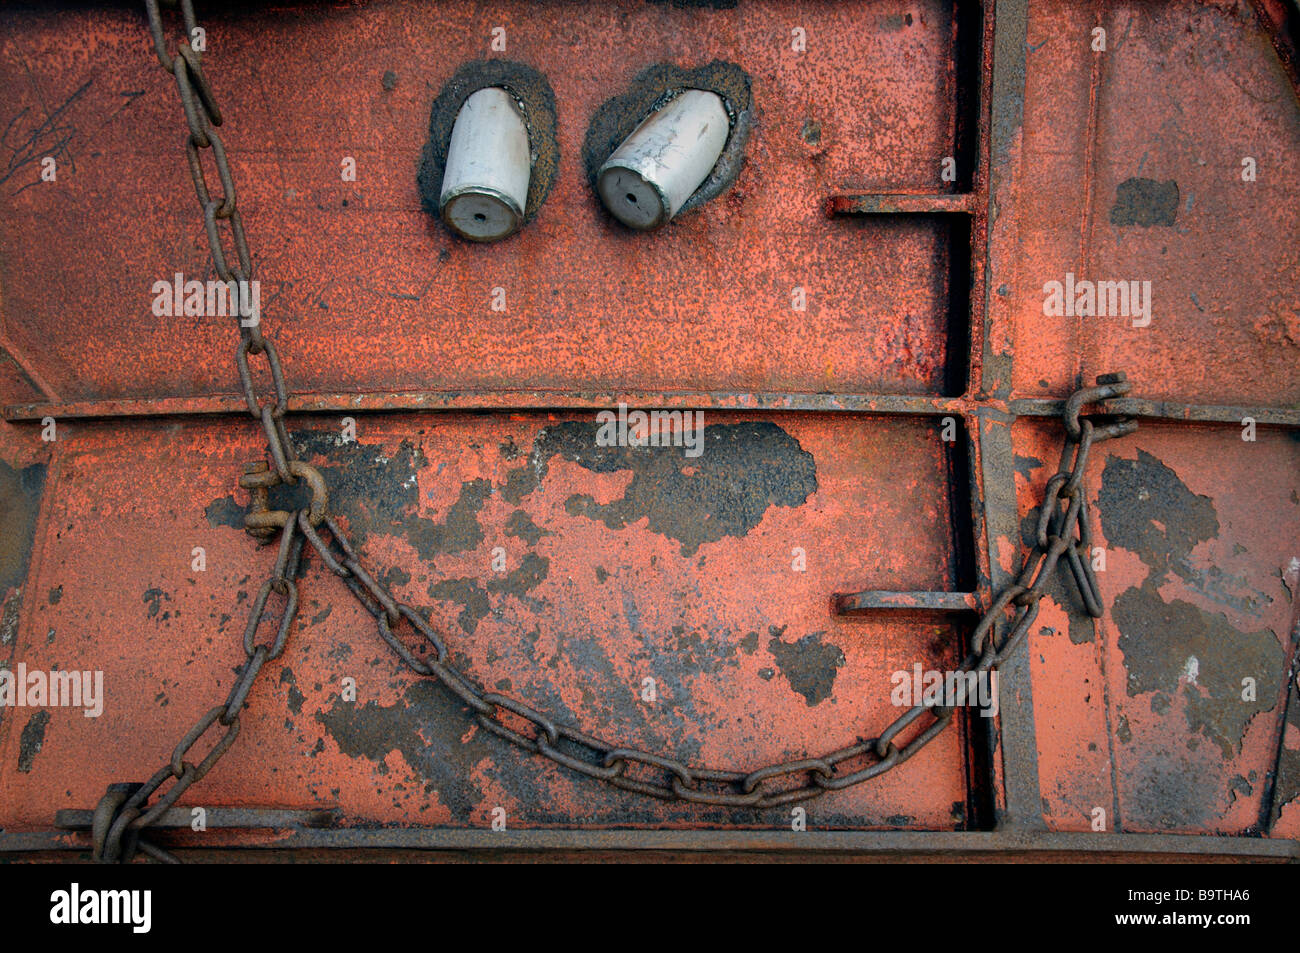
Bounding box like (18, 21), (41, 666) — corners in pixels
(17, 709), (50, 772)
(210, 432), (492, 563)
(0, 459), (46, 593)
(47, 585), (62, 605)
(1099, 449), (1267, 613)
(493, 552), (549, 598)
(414, 479), (491, 556)
(142, 587), (170, 619)
(1112, 586), (1281, 758)
(1100, 450), (1284, 757)
(417, 60), (559, 227)
(668, 623), (745, 671)
(429, 553), (550, 635)
(316, 680), (494, 811)
(280, 667), (306, 715)
(205, 495), (245, 529)
(381, 566), (412, 593)
(1110, 178), (1179, 227)
(1098, 450), (1217, 581)
(767, 630), (844, 706)
(582, 61), (753, 221)
(428, 577), (491, 634)
(282, 433), (488, 561)
(880, 12), (914, 30)
(1013, 453), (1043, 481)
(504, 510), (550, 546)
(503, 420), (816, 557)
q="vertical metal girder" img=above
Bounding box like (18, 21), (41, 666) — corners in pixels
(977, 0), (1046, 831)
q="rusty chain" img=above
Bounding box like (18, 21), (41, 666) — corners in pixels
(92, 1), (1139, 860)
(92, 0), (324, 863)
(285, 379), (1136, 810)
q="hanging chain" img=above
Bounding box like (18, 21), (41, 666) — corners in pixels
(288, 376), (1136, 810)
(91, 0), (324, 863)
(91, 2), (1139, 861)
(94, 521), (305, 863)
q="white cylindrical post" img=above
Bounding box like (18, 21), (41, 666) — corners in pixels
(596, 89), (729, 230)
(440, 87), (532, 242)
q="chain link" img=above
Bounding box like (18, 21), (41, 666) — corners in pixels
(91, 2), (1141, 860)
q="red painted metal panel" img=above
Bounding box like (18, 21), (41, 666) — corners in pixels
(1010, 0), (1300, 408)
(0, 413), (972, 833)
(0, 0), (965, 405)
(0, 0), (1296, 860)
(1016, 418), (1300, 835)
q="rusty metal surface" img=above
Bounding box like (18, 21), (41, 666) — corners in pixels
(1002, 0), (1300, 409)
(0, 0), (967, 407)
(1015, 419), (1300, 835)
(5, 828), (1298, 861)
(0, 0), (1297, 860)
(0, 412), (976, 833)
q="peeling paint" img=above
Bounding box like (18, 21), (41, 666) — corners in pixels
(504, 421), (817, 556)
(767, 629), (845, 706)
(1101, 450), (1284, 756)
(17, 709), (49, 772)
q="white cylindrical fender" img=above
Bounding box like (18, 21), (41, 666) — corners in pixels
(440, 87), (532, 242)
(597, 89), (729, 230)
